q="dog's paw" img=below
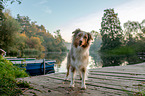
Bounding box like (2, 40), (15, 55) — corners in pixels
(64, 77), (68, 81)
(81, 85), (86, 90)
(69, 84), (74, 88)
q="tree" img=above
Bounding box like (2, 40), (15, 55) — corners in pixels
(0, 10), (21, 54)
(90, 30), (101, 52)
(123, 20), (145, 46)
(141, 19), (145, 33)
(91, 30), (98, 39)
(90, 33), (102, 53)
(53, 29), (67, 52)
(0, 0), (21, 29)
(100, 8), (123, 50)
(27, 36), (45, 51)
(0, 0), (21, 56)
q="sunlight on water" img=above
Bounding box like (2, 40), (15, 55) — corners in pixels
(54, 56), (103, 73)
(54, 57), (67, 73)
(53, 53), (144, 73)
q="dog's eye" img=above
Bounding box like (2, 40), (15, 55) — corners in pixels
(78, 34), (82, 37)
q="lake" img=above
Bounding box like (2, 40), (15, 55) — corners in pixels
(44, 52), (145, 73)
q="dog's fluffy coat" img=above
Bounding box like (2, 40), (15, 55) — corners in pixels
(65, 29), (93, 89)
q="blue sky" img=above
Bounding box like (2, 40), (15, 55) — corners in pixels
(5, 0), (145, 42)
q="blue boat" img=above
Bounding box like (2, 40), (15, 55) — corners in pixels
(6, 58), (36, 61)
(11, 59), (56, 76)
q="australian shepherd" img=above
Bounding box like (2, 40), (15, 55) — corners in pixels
(65, 29), (93, 89)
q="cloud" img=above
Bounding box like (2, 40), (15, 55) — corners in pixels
(56, 11), (103, 42)
(115, 0), (145, 26)
(56, 0), (145, 42)
(34, 0), (52, 14)
(44, 6), (52, 14)
(33, 0), (48, 6)
(39, 0), (48, 5)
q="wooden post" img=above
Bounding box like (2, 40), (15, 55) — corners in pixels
(43, 59), (45, 75)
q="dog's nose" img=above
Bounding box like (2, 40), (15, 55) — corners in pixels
(79, 40), (82, 46)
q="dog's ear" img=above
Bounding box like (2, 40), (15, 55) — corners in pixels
(87, 33), (93, 40)
(87, 33), (93, 43)
(72, 28), (81, 36)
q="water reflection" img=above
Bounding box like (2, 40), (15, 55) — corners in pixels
(90, 52), (144, 67)
(89, 53), (103, 69)
(54, 56), (67, 72)
(45, 52), (67, 72)
(45, 52), (67, 64)
(42, 52), (144, 73)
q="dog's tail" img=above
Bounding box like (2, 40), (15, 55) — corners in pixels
(64, 53), (71, 80)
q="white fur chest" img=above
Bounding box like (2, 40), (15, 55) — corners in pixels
(71, 46), (89, 70)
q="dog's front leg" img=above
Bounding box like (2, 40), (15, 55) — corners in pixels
(70, 67), (75, 87)
(81, 68), (86, 89)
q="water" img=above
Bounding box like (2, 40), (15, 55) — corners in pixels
(45, 52), (145, 73)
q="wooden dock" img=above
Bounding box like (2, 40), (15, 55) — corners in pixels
(20, 62), (145, 96)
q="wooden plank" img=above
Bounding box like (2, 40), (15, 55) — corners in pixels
(88, 75), (145, 83)
(54, 73), (143, 88)
(47, 71), (145, 94)
(89, 72), (145, 80)
(89, 70), (145, 75)
(46, 75), (136, 94)
(21, 62), (145, 96)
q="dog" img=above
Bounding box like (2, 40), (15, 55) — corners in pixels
(65, 29), (93, 89)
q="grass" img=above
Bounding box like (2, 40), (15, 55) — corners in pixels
(17, 80), (32, 89)
(101, 46), (136, 56)
(0, 56), (29, 96)
(132, 84), (145, 96)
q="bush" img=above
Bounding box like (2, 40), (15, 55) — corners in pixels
(102, 46), (135, 56)
(0, 56), (28, 95)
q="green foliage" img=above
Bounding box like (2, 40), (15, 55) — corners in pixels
(90, 33), (102, 54)
(129, 39), (145, 53)
(0, 10), (21, 54)
(0, 11), (67, 57)
(100, 8), (123, 50)
(124, 21), (142, 45)
(103, 46), (135, 56)
(0, 0), (21, 28)
(17, 80), (32, 89)
(0, 56), (28, 95)
(123, 20), (145, 53)
(16, 15), (67, 57)
(141, 19), (145, 33)
(98, 8), (145, 56)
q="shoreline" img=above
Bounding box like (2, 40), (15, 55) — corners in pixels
(19, 62), (145, 96)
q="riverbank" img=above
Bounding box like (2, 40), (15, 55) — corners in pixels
(19, 62), (145, 96)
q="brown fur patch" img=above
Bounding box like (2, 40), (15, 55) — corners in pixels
(71, 67), (75, 72)
(81, 34), (90, 48)
(73, 32), (83, 48)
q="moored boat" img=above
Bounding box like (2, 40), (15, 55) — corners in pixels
(9, 59), (56, 76)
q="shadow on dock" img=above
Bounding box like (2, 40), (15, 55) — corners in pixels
(19, 62), (145, 96)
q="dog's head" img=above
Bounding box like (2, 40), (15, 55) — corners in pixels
(72, 29), (93, 48)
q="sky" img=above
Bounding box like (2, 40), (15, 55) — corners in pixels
(5, 0), (145, 42)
